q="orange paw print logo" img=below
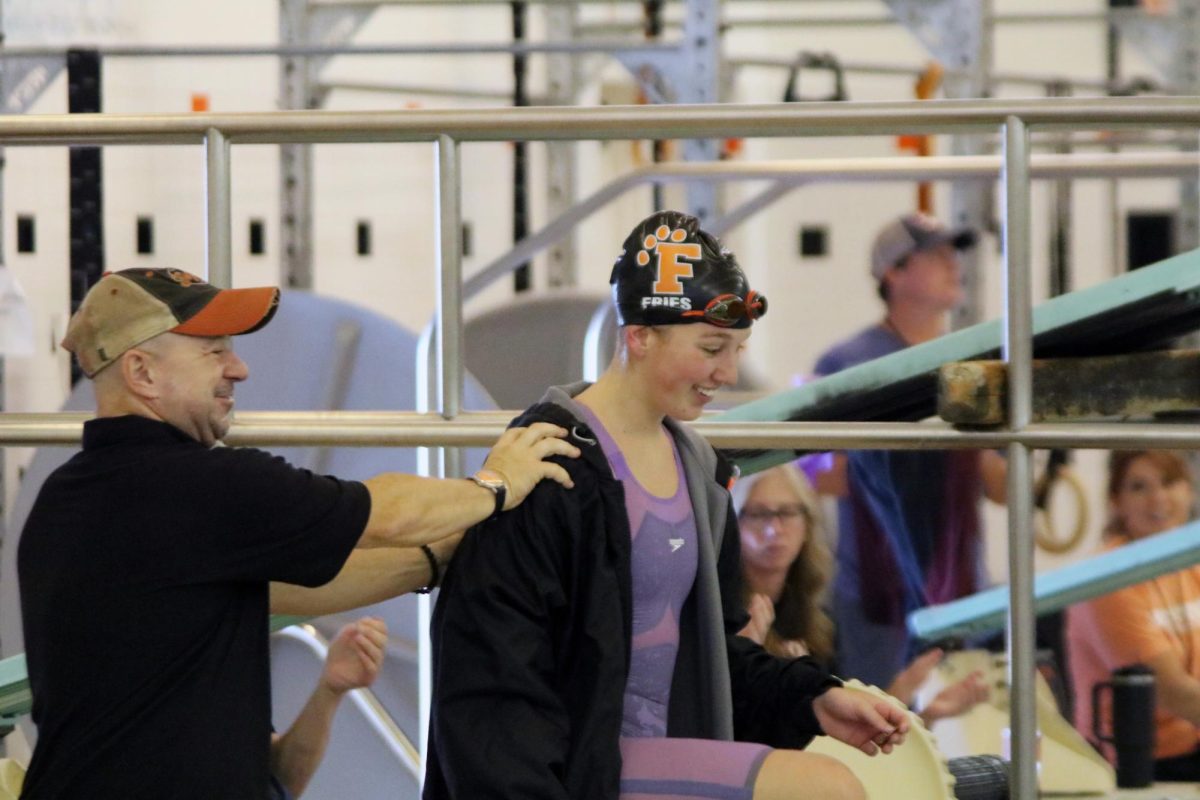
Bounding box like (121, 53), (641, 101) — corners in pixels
(640, 225), (702, 295)
(637, 225), (690, 266)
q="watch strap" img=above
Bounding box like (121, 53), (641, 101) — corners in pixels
(469, 472), (507, 520)
(415, 544), (440, 594)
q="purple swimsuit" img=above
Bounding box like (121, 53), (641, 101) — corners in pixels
(576, 405), (771, 800)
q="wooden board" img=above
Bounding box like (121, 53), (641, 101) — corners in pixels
(938, 350), (1200, 425)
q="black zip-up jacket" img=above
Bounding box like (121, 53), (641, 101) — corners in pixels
(424, 385), (841, 800)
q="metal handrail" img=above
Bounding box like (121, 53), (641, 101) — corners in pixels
(0, 97), (1194, 146)
(4, 415), (1200, 450)
(0, 41), (679, 59)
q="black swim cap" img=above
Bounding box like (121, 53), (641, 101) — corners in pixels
(610, 210), (767, 329)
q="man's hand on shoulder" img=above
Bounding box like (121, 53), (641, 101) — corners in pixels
(483, 422), (581, 510)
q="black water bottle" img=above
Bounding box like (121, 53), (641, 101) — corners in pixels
(1092, 664), (1156, 788)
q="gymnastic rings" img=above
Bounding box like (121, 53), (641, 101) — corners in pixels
(1033, 465), (1090, 555)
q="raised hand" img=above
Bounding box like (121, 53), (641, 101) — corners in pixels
(919, 669), (990, 725)
(738, 593), (776, 645)
(886, 647), (944, 707)
(321, 617), (388, 695)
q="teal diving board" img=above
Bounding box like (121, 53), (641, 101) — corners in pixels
(908, 518), (1200, 640)
(718, 246), (1200, 475)
(0, 654), (28, 721)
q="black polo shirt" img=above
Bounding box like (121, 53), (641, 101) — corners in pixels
(18, 415), (369, 799)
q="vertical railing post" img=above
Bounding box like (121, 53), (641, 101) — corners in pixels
(1002, 114), (1037, 800)
(204, 127), (232, 288)
(433, 133), (465, 466)
(418, 133), (465, 779)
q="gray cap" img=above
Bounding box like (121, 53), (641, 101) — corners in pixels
(870, 213), (978, 280)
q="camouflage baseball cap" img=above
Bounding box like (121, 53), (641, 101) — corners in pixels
(62, 268), (279, 377)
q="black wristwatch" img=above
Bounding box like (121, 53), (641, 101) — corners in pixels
(469, 469), (507, 520)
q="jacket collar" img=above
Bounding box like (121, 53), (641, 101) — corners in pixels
(517, 382), (611, 477)
(520, 382), (724, 485)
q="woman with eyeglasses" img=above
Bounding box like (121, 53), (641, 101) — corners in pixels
(733, 463), (989, 728)
(424, 211), (909, 800)
(1067, 450), (1200, 781)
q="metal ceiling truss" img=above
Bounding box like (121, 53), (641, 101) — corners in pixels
(1110, 0), (1200, 252)
(278, 0), (374, 289)
(885, 0), (992, 328)
(612, 0), (720, 223)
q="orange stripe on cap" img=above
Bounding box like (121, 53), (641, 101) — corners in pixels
(172, 286), (280, 336)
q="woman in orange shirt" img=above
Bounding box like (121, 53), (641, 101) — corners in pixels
(1067, 450), (1200, 781)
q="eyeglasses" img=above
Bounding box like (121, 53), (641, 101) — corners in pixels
(739, 504), (805, 527)
(681, 291), (768, 327)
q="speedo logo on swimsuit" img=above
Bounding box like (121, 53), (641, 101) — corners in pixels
(669, 538), (685, 552)
(636, 224), (702, 296)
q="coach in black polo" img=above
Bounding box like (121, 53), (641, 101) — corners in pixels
(18, 268), (577, 799)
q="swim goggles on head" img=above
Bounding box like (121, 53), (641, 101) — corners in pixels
(681, 291), (768, 327)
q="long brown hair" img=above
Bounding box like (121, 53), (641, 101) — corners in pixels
(731, 464), (835, 662)
(1104, 450), (1195, 538)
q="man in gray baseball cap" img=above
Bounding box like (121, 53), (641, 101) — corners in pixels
(808, 211), (1005, 691)
(869, 211), (978, 304)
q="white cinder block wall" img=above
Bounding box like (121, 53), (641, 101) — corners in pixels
(0, 0), (1182, 583)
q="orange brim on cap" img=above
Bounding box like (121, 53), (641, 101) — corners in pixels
(172, 286), (280, 336)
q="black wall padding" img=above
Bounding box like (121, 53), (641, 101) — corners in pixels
(1126, 212), (1175, 272)
(67, 49), (104, 386)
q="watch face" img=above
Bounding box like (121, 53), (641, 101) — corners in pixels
(474, 470), (505, 489)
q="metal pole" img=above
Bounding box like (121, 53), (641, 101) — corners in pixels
(680, 0), (720, 223)
(4, 415), (1200, 450)
(712, 12), (1111, 29)
(421, 133), (465, 771)
(0, 0), (8, 753)
(512, 1), (532, 293)
(1047, 83), (1073, 299)
(279, 0), (315, 289)
(309, 0), (838, 5)
(543, 1), (580, 288)
(1002, 115), (1037, 800)
(320, 79), (521, 101)
(1106, 20), (1123, 278)
(0, 97), (1197, 146)
(434, 134), (465, 430)
(204, 127), (232, 287)
(0, 41), (682, 58)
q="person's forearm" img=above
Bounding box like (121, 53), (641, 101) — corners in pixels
(1156, 671), (1200, 727)
(981, 449), (1007, 504)
(361, 473), (494, 548)
(270, 545), (443, 616)
(271, 684), (344, 798)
